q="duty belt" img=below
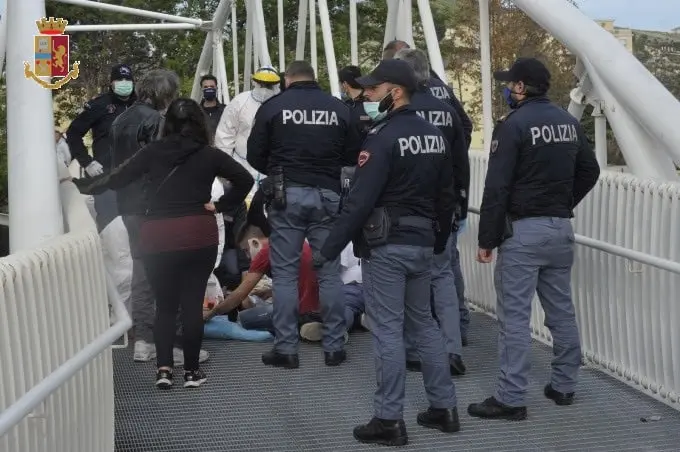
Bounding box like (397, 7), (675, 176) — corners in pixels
(394, 215), (434, 230)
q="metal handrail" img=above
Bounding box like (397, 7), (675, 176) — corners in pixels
(0, 272), (131, 437)
(467, 206), (680, 275)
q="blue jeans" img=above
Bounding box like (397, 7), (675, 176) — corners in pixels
(238, 304), (274, 331)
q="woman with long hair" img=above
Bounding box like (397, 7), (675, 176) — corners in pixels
(76, 98), (254, 389)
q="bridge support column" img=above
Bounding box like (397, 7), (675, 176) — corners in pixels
(6, 0), (64, 251)
(478, 0), (493, 152)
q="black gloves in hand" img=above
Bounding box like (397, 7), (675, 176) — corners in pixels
(311, 250), (328, 269)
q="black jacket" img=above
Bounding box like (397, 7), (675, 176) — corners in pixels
(201, 101), (226, 140)
(478, 97), (600, 249)
(66, 91), (136, 170)
(76, 135), (254, 220)
(426, 75), (473, 148)
(246, 81), (361, 193)
(108, 102), (164, 215)
(344, 93), (373, 141)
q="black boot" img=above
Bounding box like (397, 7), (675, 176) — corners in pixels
(450, 355), (466, 376)
(467, 397), (527, 420)
(417, 407), (460, 433)
(324, 350), (346, 366)
(261, 349), (299, 369)
(544, 384), (575, 406)
(353, 417), (408, 446)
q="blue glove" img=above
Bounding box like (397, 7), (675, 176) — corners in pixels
(457, 218), (467, 236)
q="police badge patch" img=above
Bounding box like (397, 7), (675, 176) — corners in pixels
(491, 140), (499, 153)
(358, 150), (370, 167)
(106, 104), (116, 114)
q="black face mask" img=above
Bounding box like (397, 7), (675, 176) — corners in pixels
(203, 87), (217, 101)
(377, 90), (395, 113)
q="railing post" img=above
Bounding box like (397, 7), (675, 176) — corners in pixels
(478, 0), (494, 152)
(592, 103), (608, 168)
(6, 0), (64, 251)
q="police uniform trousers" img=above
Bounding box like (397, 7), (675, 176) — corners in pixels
(268, 186), (346, 354)
(494, 217), (581, 407)
(450, 230), (470, 338)
(362, 244), (456, 420)
(405, 234), (462, 361)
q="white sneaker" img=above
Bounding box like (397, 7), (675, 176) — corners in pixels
(360, 313), (369, 331)
(133, 340), (156, 362)
(299, 322), (323, 342)
(173, 348), (210, 366)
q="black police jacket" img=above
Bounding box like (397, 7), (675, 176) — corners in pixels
(246, 81), (361, 193)
(320, 106), (456, 261)
(478, 96), (601, 249)
(109, 102), (163, 216)
(202, 101), (226, 141)
(344, 93), (373, 140)
(426, 76), (473, 148)
(66, 90), (136, 171)
(410, 87), (470, 221)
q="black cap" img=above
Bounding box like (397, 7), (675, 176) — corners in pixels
(338, 65), (362, 88)
(111, 64), (133, 81)
(493, 57), (550, 90)
(356, 59), (418, 92)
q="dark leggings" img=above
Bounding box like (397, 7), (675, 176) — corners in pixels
(143, 246), (217, 371)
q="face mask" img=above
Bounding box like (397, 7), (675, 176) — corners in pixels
(203, 87), (217, 101)
(503, 87), (518, 109)
(341, 92), (350, 101)
(378, 89), (396, 114)
(113, 80), (133, 97)
(363, 101), (384, 121)
(251, 86), (277, 103)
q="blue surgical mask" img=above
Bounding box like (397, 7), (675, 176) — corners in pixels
(113, 80), (134, 97)
(363, 101), (385, 121)
(203, 87), (217, 101)
(503, 87), (518, 109)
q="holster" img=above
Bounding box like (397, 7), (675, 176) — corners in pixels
(339, 165), (356, 212)
(271, 166), (286, 210)
(362, 207), (392, 248)
(259, 178), (274, 209)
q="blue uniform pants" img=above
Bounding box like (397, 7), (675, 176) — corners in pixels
(268, 186), (345, 354)
(494, 217), (581, 407)
(450, 231), (469, 337)
(343, 281), (365, 330)
(405, 234), (462, 360)
(363, 244), (456, 420)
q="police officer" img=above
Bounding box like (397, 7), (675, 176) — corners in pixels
(66, 63), (135, 230)
(467, 58), (600, 420)
(315, 59), (460, 446)
(246, 60), (360, 369)
(394, 48), (467, 376)
(383, 40), (473, 147)
(339, 65), (373, 138)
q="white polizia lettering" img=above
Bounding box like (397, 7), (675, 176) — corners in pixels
(529, 124), (578, 146)
(397, 135), (446, 157)
(429, 86), (451, 100)
(281, 109), (339, 126)
(416, 110), (454, 128)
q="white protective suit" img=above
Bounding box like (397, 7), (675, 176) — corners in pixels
(214, 86), (278, 200)
(205, 179), (227, 306)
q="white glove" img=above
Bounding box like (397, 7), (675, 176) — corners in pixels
(85, 160), (104, 177)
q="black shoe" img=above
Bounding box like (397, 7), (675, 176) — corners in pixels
(324, 350), (346, 366)
(461, 335), (469, 347)
(544, 384), (575, 406)
(467, 397), (527, 421)
(183, 369), (207, 388)
(450, 355), (466, 376)
(155, 369), (173, 389)
(353, 417), (408, 446)
(262, 349), (299, 369)
(417, 407), (460, 433)
(406, 360), (421, 372)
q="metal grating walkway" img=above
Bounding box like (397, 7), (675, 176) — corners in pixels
(114, 313), (680, 451)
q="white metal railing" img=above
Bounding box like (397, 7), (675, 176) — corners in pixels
(0, 178), (130, 451)
(459, 152), (680, 409)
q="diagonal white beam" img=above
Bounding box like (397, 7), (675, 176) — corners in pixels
(51, 0), (204, 25)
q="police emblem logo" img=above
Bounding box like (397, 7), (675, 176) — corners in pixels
(491, 140), (499, 153)
(107, 104), (116, 114)
(357, 150), (371, 167)
(24, 17), (81, 90)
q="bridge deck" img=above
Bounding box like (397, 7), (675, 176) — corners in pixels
(113, 313), (680, 451)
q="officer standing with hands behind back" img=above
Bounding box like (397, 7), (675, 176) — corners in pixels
(316, 59), (460, 447)
(467, 58), (600, 421)
(246, 60), (360, 369)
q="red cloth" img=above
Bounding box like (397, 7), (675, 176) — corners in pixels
(139, 214), (218, 254)
(249, 241), (320, 315)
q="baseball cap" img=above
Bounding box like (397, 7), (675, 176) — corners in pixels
(493, 57), (551, 90)
(356, 59), (418, 92)
(111, 64), (133, 81)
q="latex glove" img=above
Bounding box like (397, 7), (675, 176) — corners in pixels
(457, 218), (468, 237)
(311, 250), (328, 269)
(85, 160), (104, 177)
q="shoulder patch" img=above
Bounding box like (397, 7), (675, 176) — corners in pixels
(357, 150), (371, 167)
(106, 104), (116, 114)
(490, 140), (499, 153)
(368, 122), (387, 135)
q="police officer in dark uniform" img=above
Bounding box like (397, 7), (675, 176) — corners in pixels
(66, 63), (135, 230)
(467, 57), (600, 420)
(339, 65), (373, 138)
(246, 60), (360, 369)
(394, 48), (467, 376)
(315, 59), (460, 446)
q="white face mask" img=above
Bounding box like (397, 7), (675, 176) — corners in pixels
(251, 85), (279, 103)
